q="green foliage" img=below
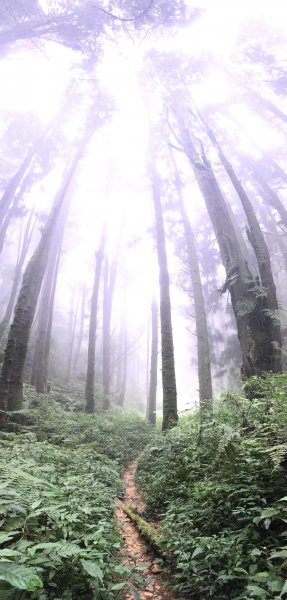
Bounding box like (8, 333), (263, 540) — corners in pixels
(0, 400), (154, 599)
(137, 373), (287, 599)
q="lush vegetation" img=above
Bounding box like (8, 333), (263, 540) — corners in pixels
(0, 389), (154, 599)
(137, 374), (287, 600)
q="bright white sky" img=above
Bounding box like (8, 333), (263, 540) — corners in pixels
(0, 0), (286, 408)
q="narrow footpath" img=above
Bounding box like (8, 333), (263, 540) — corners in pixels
(115, 458), (174, 600)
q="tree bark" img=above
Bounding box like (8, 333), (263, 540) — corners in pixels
(85, 228), (105, 413)
(151, 160), (178, 431)
(252, 167), (287, 231)
(102, 254), (117, 410)
(34, 229), (64, 394)
(73, 285), (86, 372)
(0, 147), (34, 231)
(176, 116), (280, 378)
(118, 326), (128, 408)
(0, 210), (36, 343)
(147, 297), (158, 425)
(42, 246), (62, 388)
(0, 150), (83, 414)
(203, 123), (282, 372)
(65, 288), (80, 384)
(176, 176), (213, 415)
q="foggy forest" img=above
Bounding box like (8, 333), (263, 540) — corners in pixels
(0, 1), (287, 599)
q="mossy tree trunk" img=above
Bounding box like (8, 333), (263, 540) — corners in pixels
(176, 117), (280, 378)
(203, 123), (282, 373)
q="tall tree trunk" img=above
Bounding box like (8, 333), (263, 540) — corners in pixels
(85, 228), (105, 413)
(151, 160), (178, 431)
(0, 147), (35, 231)
(248, 91), (287, 126)
(118, 328), (128, 408)
(147, 297), (158, 425)
(102, 254), (117, 410)
(73, 285), (86, 372)
(179, 189), (213, 414)
(203, 123), (282, 372)
(0, 151), (83, 415)
(34, 233), (65, 393)
(0, 210), (36, 342)
(117, 296), (128, 408)
(176, 116), (279, 378)
(34, 248), (59, 393)
(252, 167), (287, 230)
(268, 160), (287, 185)
(43, 246), (62, 388)
(66, 288), (80, 383)
(146, 309), (150, 414)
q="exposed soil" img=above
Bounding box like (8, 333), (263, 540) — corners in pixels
(115, 457), (174, 600)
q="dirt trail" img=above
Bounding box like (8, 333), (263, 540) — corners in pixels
(115, 457), (174, 600)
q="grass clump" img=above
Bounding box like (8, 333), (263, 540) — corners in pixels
(137, 373), (287, 600)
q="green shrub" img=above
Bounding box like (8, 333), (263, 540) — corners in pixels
(137, 374), (287, 599)
(0, 401), (154, 598)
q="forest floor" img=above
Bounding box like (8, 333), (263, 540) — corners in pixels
(115, 457), (174, 600)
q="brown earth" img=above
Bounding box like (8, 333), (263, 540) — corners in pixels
(115, 457), (174, 600)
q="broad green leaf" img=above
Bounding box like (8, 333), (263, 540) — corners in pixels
(81, 560), (103, 582)
(0, 550), (21, 558)
(271, 549), (287, 560)
(280, 580), (287, 596)
(247, 584), (269, 597)
(0, 562), (43, 591)
(0, 532), (18, 546)
(110, 582), (126, 590)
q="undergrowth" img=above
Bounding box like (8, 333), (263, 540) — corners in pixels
(0, 391), (154, 599)
(137, 373), (287, 600)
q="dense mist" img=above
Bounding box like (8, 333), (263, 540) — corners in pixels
(0, 0), (286, 419)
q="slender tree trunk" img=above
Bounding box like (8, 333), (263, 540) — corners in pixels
(151, 159), (178, 431)
(179, 193), (213, 413)
(116, 327), (124, 402)
(252, 167), (287, 230)
(65, 288), (79, 383)
(0, 151), (83, 415)
(248, 91), (287, 126)
(73, 285), (86, 372)
(34, 251), (58, 393)
(34, 192), (70, 393)
(203, 123), (282, 372)
(0, 211), (36, 342)
(176, 116), (279, 378)
(43, 246), (62, 387)
(147, 297), (158, 425)
(116, 295), (128, 408)
(0, 147), (35, 231)
(118, 327), (128, 408)
(85, 228), (105, 413)
(102, 254), (117, 410)
(146, 309), (150, 415)
(268, 160), (287, 185)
